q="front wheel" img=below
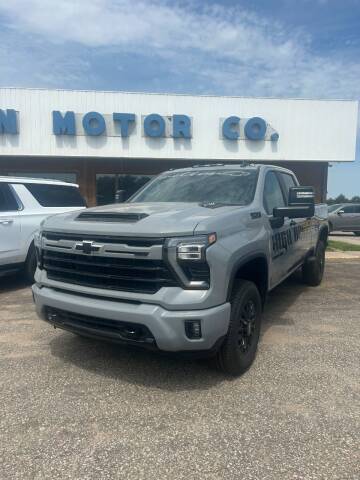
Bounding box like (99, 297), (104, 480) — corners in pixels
(216, 280), (262, 376)
(302, 240), (326, 286)
(24, 244), (37, 283)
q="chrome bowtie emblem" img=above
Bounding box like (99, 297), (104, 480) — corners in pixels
(75, 240), (101, 254)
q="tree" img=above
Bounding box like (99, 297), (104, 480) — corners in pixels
(326, 194), (360, 205)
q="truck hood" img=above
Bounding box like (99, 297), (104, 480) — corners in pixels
(41, 202), (241, 237)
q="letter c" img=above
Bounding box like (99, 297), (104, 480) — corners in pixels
(222, 116), (240, 140)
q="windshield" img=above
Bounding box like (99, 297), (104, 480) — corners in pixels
(328, 204), (342, 213)
(130, 169), (258, 205)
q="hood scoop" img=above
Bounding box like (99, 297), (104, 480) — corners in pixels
(76, 211), (149, 223)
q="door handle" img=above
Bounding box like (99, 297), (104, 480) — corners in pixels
(0, 219), (14, 225)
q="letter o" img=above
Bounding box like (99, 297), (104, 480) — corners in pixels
(244, 117), (266, 140)
(144, 114), (165, 137)
(82, 112), (106, 136)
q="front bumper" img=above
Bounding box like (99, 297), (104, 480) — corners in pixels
(32, 285), (231, 352)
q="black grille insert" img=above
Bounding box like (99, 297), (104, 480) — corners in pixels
(43, 249), (179, 293)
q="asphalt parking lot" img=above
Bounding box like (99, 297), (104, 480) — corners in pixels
(0, 260), (359, 480)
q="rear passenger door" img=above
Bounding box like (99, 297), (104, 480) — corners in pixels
(277, 172), (312, 263)
(263, 171), (295, 288)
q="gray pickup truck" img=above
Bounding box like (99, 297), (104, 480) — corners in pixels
(33, 164), (328, 375)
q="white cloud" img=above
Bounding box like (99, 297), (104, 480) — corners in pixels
(0, 0), (359, 99)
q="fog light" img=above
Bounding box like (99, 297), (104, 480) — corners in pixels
(185, 320), (202, 339)
(47, 310), (57, 322)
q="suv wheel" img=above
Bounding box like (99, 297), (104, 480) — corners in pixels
(302, 240), (326, 286)
(24, 244), (37, 283)
(216, 280), (262, 376)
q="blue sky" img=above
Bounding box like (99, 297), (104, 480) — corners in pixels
(0, 0), (358, 197)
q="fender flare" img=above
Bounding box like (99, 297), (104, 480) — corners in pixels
(226, 252), (269, 302)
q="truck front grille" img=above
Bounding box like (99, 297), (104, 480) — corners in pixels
(41, 232), (179, 294)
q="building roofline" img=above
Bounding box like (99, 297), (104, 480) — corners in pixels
(0, 86), (357, 104)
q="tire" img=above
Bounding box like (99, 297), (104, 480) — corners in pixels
(302, 240), (325, 286)
(24, 244), (37, 283)
(215, 280), (262, 376)
(353, 232), (360, 236)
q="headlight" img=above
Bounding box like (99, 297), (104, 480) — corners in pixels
(167, 233), (217, 262)
(165, 234), (216, 289)
(34, 230), (43, 268)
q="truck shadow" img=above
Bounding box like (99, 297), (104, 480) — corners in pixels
(0, 273), (30, 293)
(49, 271), (309, 391)
(49, 333), (227, 391)
(261, 270), (308, 336)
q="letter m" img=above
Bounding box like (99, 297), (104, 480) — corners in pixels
(52, 111), (76, 135)
(0, 109), (18, 134)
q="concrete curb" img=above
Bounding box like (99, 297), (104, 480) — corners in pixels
(326, 251), (360, 260)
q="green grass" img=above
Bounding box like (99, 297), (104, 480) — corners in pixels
(327, 240), (360, 252)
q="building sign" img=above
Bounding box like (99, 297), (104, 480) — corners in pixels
(0, 108), (279, 142)
(0, 109), (18, 134)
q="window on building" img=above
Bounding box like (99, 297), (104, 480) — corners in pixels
(263, 171), (286, 215)
(24, 184), (85, 207)
(96, 174), (153, 205)
(0, 183), (19, 212)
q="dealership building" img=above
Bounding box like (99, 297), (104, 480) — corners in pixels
(0, 88), (358, 206)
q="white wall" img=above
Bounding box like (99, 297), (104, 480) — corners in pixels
(0, 88), (358, 162)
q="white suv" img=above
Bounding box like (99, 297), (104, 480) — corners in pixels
(0, 176), (86, 281)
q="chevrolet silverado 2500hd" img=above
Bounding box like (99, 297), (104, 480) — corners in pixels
(32, 164), (328, 375)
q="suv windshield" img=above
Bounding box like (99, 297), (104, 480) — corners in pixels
(130, 169), (258, 205)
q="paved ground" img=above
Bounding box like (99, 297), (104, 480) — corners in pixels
(0, 261), (359, 480)
(330, 232), (360, 246)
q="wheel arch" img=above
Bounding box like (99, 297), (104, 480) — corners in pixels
(227, 254), (269, 305)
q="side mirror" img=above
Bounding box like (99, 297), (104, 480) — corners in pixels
(273, 186), (315, 219)
(337, 209), (344, 215)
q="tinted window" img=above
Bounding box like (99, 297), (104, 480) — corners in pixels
(131, 169), (258, 205)
(279, 173), (296, 204)
(24, 184), (85, 207)
(263, 171), (286, 215)
(342, 205), (355, 214)
(0, 183), (19, 212)
(353, 205), (360, 214)
(328, 204), (342, 213)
